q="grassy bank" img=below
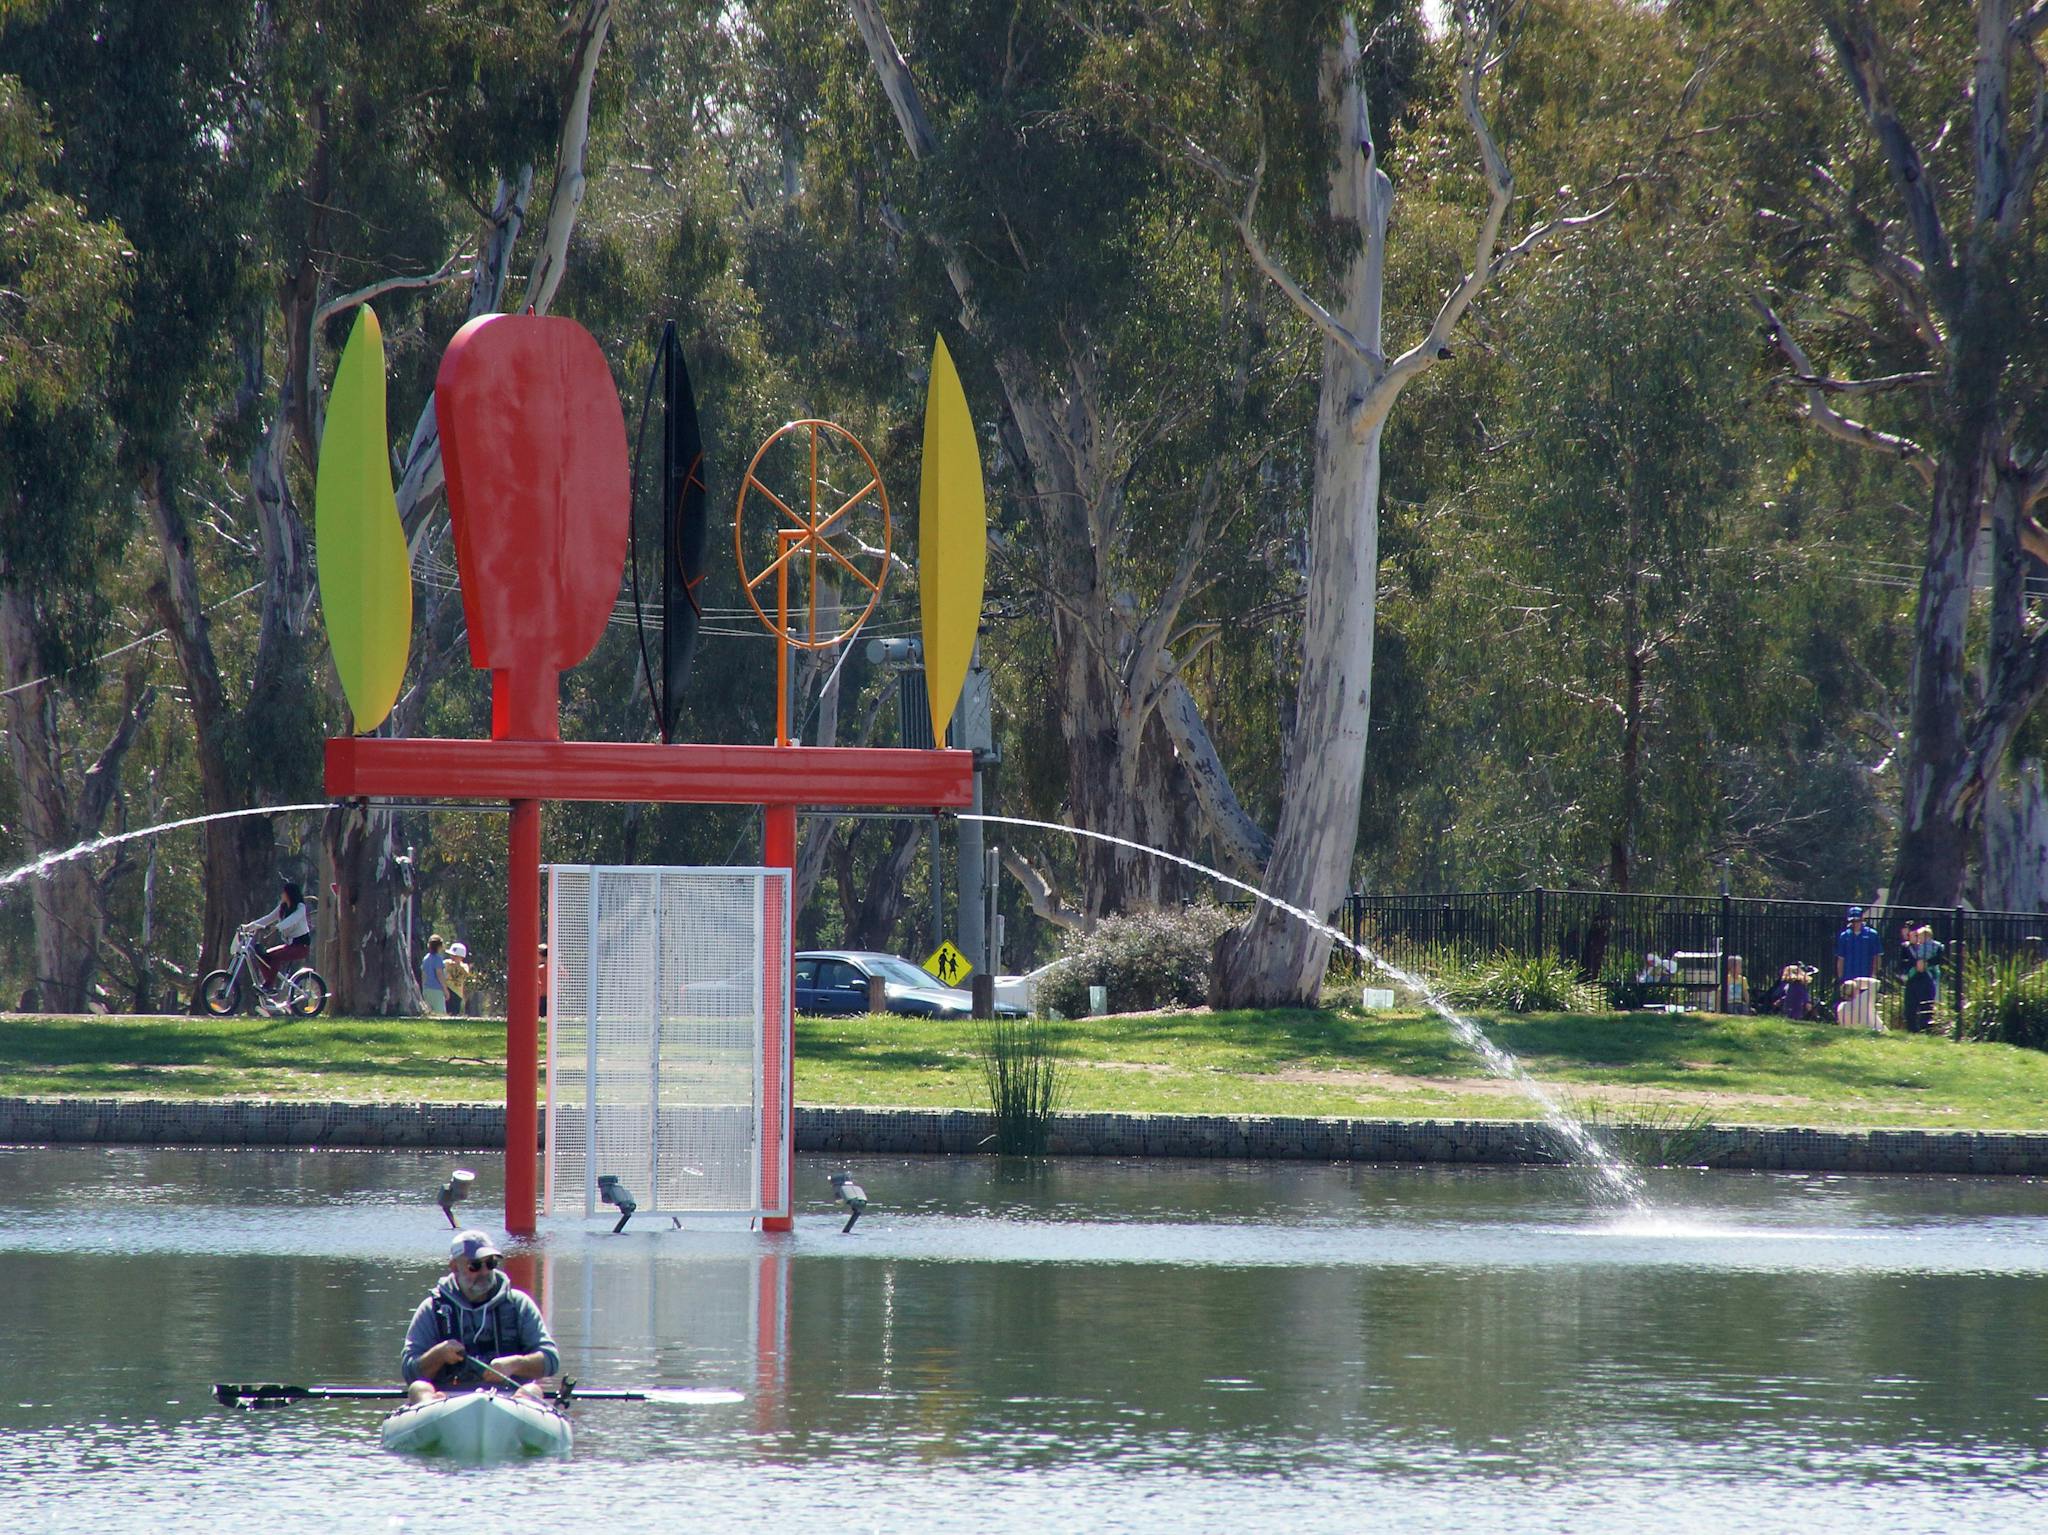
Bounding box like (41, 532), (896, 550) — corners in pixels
(3, 1006), (2046, 1130)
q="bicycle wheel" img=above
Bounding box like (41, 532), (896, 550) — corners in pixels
(198, 971), (243, 1016)
(286, 968), (329, 1018)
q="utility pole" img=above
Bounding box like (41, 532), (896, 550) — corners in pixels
(869, 635), (999, 973)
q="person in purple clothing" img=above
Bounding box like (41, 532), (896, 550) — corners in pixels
(1834, 906), (1884, 987)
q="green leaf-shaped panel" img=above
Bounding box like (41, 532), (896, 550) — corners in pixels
(316, 306), (411, 732)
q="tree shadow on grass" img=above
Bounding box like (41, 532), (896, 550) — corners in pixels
(0, 1016), (507, 1097)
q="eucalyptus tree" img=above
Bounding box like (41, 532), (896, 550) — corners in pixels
(0, 72), (151, 1011)
(1387, 238), (1766, 895)
(1078, 0), (1659, 1002)
(1721, 0), (2048, 907)
(2, 0), (286, 992)
(835, 0), (1285, 917)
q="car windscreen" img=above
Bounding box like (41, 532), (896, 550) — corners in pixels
(868, 955), (946, 988)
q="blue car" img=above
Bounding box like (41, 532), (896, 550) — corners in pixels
(794, 950), (1024, 1019)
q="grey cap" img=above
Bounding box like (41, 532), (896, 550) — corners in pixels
(449, 1228), (501, 1263)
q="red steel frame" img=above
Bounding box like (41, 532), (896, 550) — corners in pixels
(329, 738), (972, 1234)
(352, 315), (973, 1236)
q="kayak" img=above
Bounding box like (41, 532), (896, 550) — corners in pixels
(380, 1389), (573, 1459)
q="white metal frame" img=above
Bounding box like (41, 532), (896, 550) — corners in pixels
(543, 863), (791, 1222)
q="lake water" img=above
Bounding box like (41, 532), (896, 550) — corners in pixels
(0, 1146), (2043, 1532)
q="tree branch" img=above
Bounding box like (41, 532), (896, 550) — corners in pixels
(1361, 9), (1612, 435)
(1183, 137), (1382, 368)
(395, 169), (533, 540)
(1751, 297), (1936, 485)
(1823, 5), (1956, 304)
(519, 0), (612, 316)
(1998, 26), (2048, 241)
(848, 0), (940, 158)
(312, 247), (472, 332)
(1000, 847), (1093, 934)
(1802, 163), (1945, 351)
(75, 670), (155, 837)
(1789, 368), (1938, 394)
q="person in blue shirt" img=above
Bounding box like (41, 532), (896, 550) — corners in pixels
(1835, 906), (1884, 986)
(420, 935), (448, 1017)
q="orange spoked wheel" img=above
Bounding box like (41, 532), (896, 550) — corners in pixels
(735, 419), (892, 648)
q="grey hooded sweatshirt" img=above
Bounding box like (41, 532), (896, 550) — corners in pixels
(400, 1271), (561, 1388)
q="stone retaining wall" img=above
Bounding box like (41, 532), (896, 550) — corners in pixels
(4, 1097), (2046, 1174)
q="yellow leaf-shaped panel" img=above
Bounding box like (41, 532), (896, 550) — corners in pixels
(316, 306), (411, 732)
(918, 334), (987, 747)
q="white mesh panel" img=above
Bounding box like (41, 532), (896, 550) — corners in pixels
(545, 865), (790, 1219)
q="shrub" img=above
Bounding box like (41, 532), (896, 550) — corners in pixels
(1037, 904), (1238, 1017)
(1432, 950), (1602, 1014)
(1964, 954), (2048, 1050)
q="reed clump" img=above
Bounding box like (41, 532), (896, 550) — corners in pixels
(976, 1013), (1067, 1155)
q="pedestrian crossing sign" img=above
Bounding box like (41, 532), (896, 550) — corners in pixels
(923, 940), (972, 987)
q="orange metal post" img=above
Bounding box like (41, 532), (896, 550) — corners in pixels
(506, 797), (542, 1235)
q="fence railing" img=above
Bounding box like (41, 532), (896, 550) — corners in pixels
(1335, 888), (2048, 1031)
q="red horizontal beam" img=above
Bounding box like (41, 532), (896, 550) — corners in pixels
(326, 737), (974, 809)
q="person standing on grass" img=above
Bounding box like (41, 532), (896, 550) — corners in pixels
(421, 935), (448, 1017)
(443, 942), (472, 1017)
(1899, 923), (1944, 1034)
(1835, 906), (1883, 988)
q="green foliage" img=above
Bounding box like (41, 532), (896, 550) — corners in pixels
(1964, 955), (2048, 1052)
(1428, 949), (1604, 1015)
(974, 1013), (1067, 1155)
(1038, 905), (1238, 1017)
(1561, 1091), (1719, 1168)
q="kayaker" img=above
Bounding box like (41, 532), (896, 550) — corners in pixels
(401, 1229), (560, 1404)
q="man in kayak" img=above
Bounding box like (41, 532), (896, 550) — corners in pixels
(401, 1229), (560, 1404)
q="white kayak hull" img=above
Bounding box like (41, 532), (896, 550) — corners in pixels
(380, 1390), (572, 1459)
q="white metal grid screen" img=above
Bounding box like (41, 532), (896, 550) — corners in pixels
(545, 866), (791, 1220)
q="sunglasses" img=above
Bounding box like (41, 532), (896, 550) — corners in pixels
(463, 1257), (500, 1274)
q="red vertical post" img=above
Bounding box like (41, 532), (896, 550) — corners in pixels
(506, 796), (542, 1236)
(762, 801), (797, 1232)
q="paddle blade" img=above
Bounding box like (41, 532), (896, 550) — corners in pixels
(316, 306), (412, 732)
(918, 333), (987, 747)
(436, 312), (630, 684)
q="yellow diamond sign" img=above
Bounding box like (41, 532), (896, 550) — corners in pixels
(923, 940), (972, 987)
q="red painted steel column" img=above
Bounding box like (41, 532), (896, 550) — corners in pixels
(506, 797), (542, 1235)
(762, 801), (797, 1232)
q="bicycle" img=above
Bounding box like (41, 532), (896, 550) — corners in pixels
(199, 924), (329, 1017)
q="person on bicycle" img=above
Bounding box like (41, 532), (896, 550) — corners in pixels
(245, 880), (312, 999)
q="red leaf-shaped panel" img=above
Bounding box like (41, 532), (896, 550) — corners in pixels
(437, 314), (629, 700)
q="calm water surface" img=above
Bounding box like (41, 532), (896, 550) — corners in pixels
(0, 1147), (2043, 1532)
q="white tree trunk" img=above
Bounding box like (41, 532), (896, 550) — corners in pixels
(1215, 23), (1389, 1005)
(1214, 9), (1581, 1004)
(1978, 758), (2048, 911)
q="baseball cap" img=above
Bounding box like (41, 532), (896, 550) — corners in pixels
(449, 941), (468, 958)
(450, 1228), (501, 1263)
(1846, 906), (1864, 918)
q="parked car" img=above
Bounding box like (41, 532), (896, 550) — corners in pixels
(794, 950), (1025, 1019)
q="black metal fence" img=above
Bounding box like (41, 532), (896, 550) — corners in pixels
(1336, 888), (2048, 1031)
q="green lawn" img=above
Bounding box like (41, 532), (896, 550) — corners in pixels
(2, 1006), (2046, 1129)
